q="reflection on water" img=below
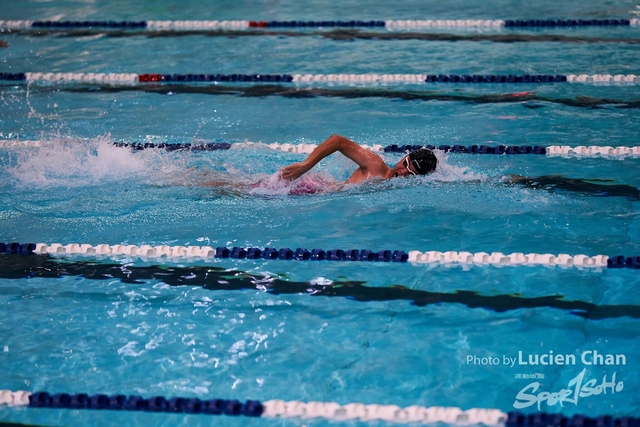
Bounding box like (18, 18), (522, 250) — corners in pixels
(2, 254), (639, 320)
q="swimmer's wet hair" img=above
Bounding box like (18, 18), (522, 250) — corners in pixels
(408, 148), (438, 175)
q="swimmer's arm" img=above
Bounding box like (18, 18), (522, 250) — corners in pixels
(279, 134), (384, 181)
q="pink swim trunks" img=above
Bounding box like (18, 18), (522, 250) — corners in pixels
(250, 173), (336, 196)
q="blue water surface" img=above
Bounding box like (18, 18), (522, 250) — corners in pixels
(1, 0), (640, 426)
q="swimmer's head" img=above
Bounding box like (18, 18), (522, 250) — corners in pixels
(390, 148), (438, 178)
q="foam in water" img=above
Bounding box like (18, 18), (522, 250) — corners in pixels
(4, 135), (184, 188)
(427, 149), (489, 183)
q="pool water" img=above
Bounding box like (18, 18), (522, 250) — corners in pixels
(1, 0), (640, 426)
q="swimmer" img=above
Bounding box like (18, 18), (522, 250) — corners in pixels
(273, 137), (639, 199)
(278, 134), (437, 184)
(197, 134), (638, 200)
(196, 134), (437, 195)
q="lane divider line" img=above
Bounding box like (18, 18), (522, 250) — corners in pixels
(1, 72), (640, 85)
(0, 388), (634, 427)
(1, 19), (638, 30)
(3, 140), (640, 159)
(2, 243), (639, 269)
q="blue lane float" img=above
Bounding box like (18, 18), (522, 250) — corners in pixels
(505, 413), (640, 427)
(0, 242), (36, 254)
(0, 73), (27, 81)
(30, 20), (148, 28)
(145, 73), (294, 82)
(424, 74), (566, 83)
(607, 255), (640, 269)
(251, 20), (386, 28)
(27, 391), (263, 416)
(383, 144), (547, 154)
(503, 19), (631, 27)
(215, 246), (409, 262)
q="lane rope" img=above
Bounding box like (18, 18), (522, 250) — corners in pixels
(2, 139), (640, 159)
(1, 19), (638, 30)
(2, 242), (639, 269)
(0, 388), (508, 425)
(0, 389), (636, 427)
(2, 72), (640, 85)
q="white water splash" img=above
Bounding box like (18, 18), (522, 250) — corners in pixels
(4, 135), (184, 188)
(427, 150), (489, 183)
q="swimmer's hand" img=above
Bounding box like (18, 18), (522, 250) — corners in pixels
(279, 161), (311, 181)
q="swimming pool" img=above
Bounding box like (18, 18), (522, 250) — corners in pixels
(1, 0), (640, 426)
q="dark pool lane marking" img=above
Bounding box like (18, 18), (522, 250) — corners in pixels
(8, 28), (640, 44)
(511, 175), (640, 201)
(27, 84), (640, 109)
(0, 422), (56, 427)
(1, 254), (638, 321)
